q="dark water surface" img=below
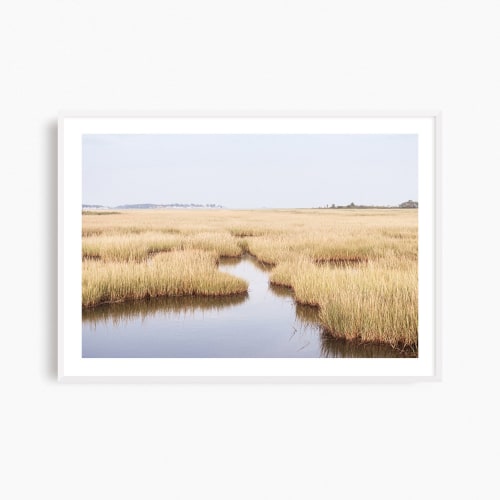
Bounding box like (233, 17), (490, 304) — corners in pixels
(82, 255), (406, 358)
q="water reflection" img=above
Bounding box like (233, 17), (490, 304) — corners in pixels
(82, 254), (411, 358)
(83, 293), (248, 327)
(268, 283), (294, 298)
(319, 332), (416, 358)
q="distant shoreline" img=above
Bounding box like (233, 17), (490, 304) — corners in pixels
(83, 200), (418, 211)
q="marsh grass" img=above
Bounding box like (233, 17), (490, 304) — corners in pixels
(82, 209), (418, 349)
(82, 250), (248, 308)
(185, 232), (243, 257)
(83, 232), (184, 261)
(295, 261), (417, 348)
(83, 231), (243, 262)
(270, 255), (417, 348)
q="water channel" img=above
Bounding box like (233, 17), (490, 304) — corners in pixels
(82, 255), (409, 358)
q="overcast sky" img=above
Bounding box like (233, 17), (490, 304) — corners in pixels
(82, 134), (417, 208)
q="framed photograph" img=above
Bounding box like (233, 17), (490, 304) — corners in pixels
(58, 111), (440, 381)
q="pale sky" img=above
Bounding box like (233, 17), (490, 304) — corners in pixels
(82, 134), (417, 208)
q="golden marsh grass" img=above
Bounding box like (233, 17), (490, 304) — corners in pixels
(83, 249), (248, 308)
(282, 260), (417, 348)
(83, 209), (418, 349)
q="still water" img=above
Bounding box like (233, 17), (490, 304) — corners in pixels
(82, 255), (406, 358)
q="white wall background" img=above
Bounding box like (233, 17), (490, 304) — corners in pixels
(1, 1), (499, 499)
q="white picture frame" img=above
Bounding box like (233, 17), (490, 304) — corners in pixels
(58, 111), (441, 382)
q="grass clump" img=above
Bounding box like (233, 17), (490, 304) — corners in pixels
(322, 265), (417, 349)
(82, 250), (248, 308)
(271, 257), (417, 349)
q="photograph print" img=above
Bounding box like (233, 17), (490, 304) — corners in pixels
(82, 131), (419, 359)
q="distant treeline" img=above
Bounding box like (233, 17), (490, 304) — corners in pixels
(319, 200), (418, 209)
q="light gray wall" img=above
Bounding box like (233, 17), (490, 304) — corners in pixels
(1, 1), (499, 500)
